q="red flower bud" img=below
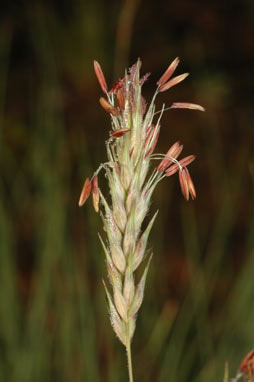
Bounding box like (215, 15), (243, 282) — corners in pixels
(159, 73), (189, 93)
(170, 102), (205, 112)
(92, 176), (99, 212)
(165, 155), (196, 177)
(157, 141), (183, 172)
(110, 128), (130, 138)
(94, 60), (108, 93)
(99, 97), (120, 116)
(179, 168), (189, 200)
(184, 167), (196, 200)
(79, 178), (92, 207)
(117, 89), (125, 110)
(157, 57), (180, 86)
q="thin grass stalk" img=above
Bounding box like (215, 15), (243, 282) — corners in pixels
(126, 337), (134, 382)
(79, 58), (203, 380)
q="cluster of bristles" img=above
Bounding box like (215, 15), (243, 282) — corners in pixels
(78, 58), (204, 347)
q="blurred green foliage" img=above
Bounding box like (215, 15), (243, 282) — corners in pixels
(0, 0), (253, 381)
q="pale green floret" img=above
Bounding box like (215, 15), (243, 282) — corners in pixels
(123, 265), (135, 306)
(128, 254), (153, 318)
(110, 242), (126, 274)
(123, 211), (138, 256)
(132, 210), (158, 271)
(103, 280), (126, 345)
(113, 286), (128, 322)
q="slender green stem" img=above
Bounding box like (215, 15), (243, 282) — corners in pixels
(126, 337), (134, 382)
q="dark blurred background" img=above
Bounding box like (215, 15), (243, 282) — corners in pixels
(0, 0), (253, 381)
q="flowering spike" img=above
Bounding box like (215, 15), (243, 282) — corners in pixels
(170, 102), (205, 112)
(92, 176), (99, 212)
(157, 57), (180, 86)
(99, 97), (120, 116)
(81, 59), (202, 364)
(94, 60), (108, 93)
(78, 177), (92, 207)
(159, 73), (189, 93)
